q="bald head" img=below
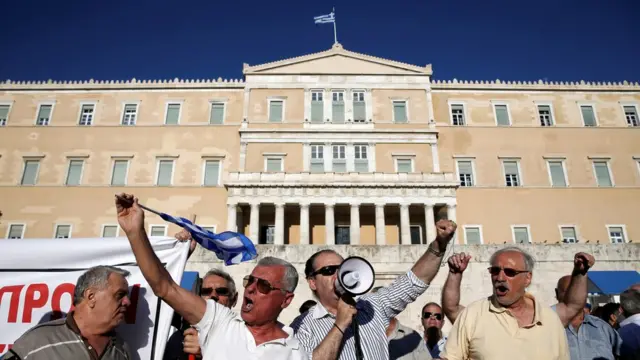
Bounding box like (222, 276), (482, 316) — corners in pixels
(555, 275), (572, 302)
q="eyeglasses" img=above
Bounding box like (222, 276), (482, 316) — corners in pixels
(488, 266), (529, 278)
(243, 275), (287, 294)
(309, 265), (340, 278)
(201, 287), (231, 297)
(422, 312), (443, 321)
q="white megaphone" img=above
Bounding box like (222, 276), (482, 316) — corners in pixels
(334, 256), (375, 296)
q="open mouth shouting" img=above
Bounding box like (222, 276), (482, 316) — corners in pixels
(495, 283), (509, 297)
(242, 297), (254, 312)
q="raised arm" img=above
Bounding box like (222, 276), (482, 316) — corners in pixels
(411, 219), (457, 284)
(310, 296), (357, 360)
(555, 252), (595, 327)
(441, 253), (471, 324)
(115, 194), (206, 325)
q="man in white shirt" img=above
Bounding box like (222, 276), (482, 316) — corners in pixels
(619, 285), (640, 360)
(115, 193), (309, 360)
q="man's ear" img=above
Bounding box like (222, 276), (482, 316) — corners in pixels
(308, 277), (317, 292)
(231, 293), (238, 308)
(85, 288), (96, 308)
(282, 293), (294, 309)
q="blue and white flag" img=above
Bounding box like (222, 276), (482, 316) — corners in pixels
(314, 12), (335, 24)
(153, 210), (258, 266)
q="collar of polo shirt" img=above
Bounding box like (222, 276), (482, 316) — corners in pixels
(232, 313), (301, 349)
(488, 292), (545, 327)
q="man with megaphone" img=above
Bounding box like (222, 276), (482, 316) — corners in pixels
(291, 219), (457, 360)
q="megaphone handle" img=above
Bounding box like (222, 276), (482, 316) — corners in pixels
(351, 315), (364, 360)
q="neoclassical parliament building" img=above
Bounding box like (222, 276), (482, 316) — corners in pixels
(1, 44), (639, 246)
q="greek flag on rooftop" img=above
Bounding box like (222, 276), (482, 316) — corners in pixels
(156, 211), (258, 266)
(314, 12), (335, 24)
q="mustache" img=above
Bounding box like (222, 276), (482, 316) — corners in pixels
(494, 281), (510, 290)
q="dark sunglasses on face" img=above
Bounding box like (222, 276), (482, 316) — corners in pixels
(243, 275), (287, 294)
(488, 266), (529, 278)
(201, 287), (231, 297)
(422, 312), (443, 321)
(309, 265), (340, 278)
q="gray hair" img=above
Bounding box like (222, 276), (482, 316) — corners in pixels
(257, 256), (299, 292)
(620, 288), (640, 316)
(204, 268), (237, 295)
(489, 246), (536, 272)
(74, 265), (130, 305)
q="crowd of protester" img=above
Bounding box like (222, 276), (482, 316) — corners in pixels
(2, 192), (639, 360)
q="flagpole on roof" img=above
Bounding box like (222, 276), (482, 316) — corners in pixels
(333, 7), (338, 44)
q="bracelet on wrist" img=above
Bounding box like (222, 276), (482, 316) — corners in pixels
(333, 323), (345, 335)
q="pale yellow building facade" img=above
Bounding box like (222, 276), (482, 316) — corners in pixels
(1, 43), (639, 246)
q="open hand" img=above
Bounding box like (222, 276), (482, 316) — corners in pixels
(115, 193), (145, 235)
(448, 252), (471, 274)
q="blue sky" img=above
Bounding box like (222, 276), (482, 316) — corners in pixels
(1, 0), (638, 82)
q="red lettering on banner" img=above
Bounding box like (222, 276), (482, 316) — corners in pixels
(1, 285), (25, 323)
(0, 344), (13, 352)
(124, 284), (140, 324)
(22, 284), (49, 323)
(51, 283), (75, 317)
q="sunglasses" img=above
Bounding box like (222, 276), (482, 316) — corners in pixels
(488, 266), (529, 278)
(422, 312), (443, 321)
(309, 265), (340, 278)
(201, 287), (231, 297)
(243, 275), (287, 294)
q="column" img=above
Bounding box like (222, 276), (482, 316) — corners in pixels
(368, 143), (376, 172)
(226, 203), (237, 232)
(275, 202), (285, 245)
(325, 203), (335, 245)
(300, 203), (310, 245)
(323, 142), (332, 172)
(350, 203), (360, 245)
(303, 142), (310, 171)
(375, 203), (386, 245)
(303, 89), (311, 121)
(249, 203), (260, 243)
(239, 141), (247, 171)
(242, 88), (250, 120)
(426, 88), (435, 124)
(431, 143), (441, 173)
(425, 204), (436, 243)
(346, 143), (355, 172)
(324, 89), (332, 122)
(400, 204), (411, 245)
(345, 89), (353, 121)
(364, 89), (373, 122)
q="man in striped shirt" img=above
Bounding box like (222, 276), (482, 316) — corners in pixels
(291, 219), (457, 360)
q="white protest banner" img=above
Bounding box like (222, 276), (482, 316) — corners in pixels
(0, 236), (189, 360)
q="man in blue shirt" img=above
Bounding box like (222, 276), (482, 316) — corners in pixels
(553, 275), (622, 360)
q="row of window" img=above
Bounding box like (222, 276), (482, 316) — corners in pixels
(456, 157), (639, 188)
(5, 222), (629, 245)
(1, 97), (638, 127)
(461, 224), (629, 245)
(450, 101), (639, 127)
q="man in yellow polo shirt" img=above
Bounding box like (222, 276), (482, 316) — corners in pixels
(440, 247), (594, 360)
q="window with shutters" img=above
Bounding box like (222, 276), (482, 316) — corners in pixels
(7, 224), (25, 239)
(592, 160), (613, 187)
(260, 225), (275, 244)
(335, 226), (350, 245)
(606, 225), (626, 244)
(311, 91), (324, 122)
(210, 102), (225, 124)
(156, 159), (175, 186)
(0, 104), (10, 126)
(393, 101), (408, 123)
(354, 145), (369, 172)
(78, 103), (95, 126)
(310, 144), (324, 173)
(332, 145), (346, 173)
(268, 100), (284, 123)
(21, 159), (40, 185)
(102, 225), (119, 238)
(546, 160), (567, 187)
(203, 160), (221, 186)
(265, 158), (283, 172)
(493, 104), (511, 126)
(512, 226), (531, 244)
(580, 105), (597, 127)
(456, 160), (475, 187)
(623, 105), (639, 127)
(36, 104), (53, 126)
(150, 225), (167, 237)
(121, 104), (138, 125)
(502, 160), (521, 187)
(410, 225), (423, 244)
(464, 226), (483, 245)
(65, 159), (84, 186)
(450, 103), (466, 125)
(396, 158), (413, 173)
(54, 225), (72, 239)
(560, 226), (577, 243)
(165, 103), (181, 125)
(111, 159), (129, 186)
(537, 104), (554, 126)
(332, 92), (345, 123)
(352, 91), (366, 122)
